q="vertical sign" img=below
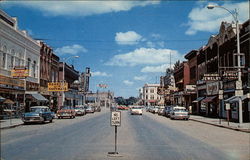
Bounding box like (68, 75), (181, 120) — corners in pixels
(111, 111), (121, 126)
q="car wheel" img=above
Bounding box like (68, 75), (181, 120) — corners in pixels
(50, 119), (53, 123)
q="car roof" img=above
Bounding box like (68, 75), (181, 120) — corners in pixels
(30, 106), (49, 109)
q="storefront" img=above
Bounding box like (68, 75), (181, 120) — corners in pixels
(0, 75), (25, 116)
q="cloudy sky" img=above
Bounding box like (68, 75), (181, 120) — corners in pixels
(2, 0), (249, 98)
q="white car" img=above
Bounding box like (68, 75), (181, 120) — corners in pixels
(170, 106), (190, 120)
(130, 106), (143, 115)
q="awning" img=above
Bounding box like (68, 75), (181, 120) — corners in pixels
(148, 100), (157, 103)
(201, 96), (217, 103)
(192, 97), (204, 103)
(31, 94), (48, 101)
(225, 95), (247, 103)
(3, 99), (15, 104)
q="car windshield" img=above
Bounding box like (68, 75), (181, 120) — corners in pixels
(30, 108), (45, 113)
(1, 1), (249, 160)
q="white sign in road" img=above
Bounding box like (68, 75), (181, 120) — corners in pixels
(111, 111), (121, 126)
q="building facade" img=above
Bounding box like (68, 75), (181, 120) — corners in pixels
(0, 10), (41, 113)
(39, 42), (59, 112)
(142, 83), (163, 106)
(58, 62), (82, 109)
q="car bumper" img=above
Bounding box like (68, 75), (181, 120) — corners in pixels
(131, 111), (142, 115)
(172, 115), (189, 119)
(57, 113), (74, 117)
(22, 117), (44, 123)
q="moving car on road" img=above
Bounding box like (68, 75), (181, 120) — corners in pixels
(22, 106), (53, 124)
(57, 106), (76, 119)
(170, 106), (189, 120)
(130, 106), (143, 115)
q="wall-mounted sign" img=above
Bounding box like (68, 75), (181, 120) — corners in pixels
(223, 71), (238, 80)
(11, 66), (29, 78)
(207, 82), (219, 95)
(48, 82), (68, 91)
(202, 74), (221, 81)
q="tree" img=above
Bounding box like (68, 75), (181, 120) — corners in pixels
(173, 60), (181, 70)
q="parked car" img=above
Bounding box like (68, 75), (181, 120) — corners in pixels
(169, 106), (189, 120)
(130, 106), (143, 115)
(57, 106), (76, 119)
(153, 106), (159, 114)
(163, 106), (173, 117)
(74, 106), (86, 116)
(85, 106), (94, 113)
(22, 106), (53, 124)
(95, 106), (101, 112)
(158, 106), (165, 115)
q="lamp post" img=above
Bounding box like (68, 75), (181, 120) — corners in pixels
(207, 5), (243, 126)
(62, 56), (79, 107)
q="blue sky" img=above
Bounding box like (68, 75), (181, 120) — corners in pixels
(1, 0), (249, 98)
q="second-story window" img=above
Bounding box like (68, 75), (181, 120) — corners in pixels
(33, 61), (36, 78)
(27, 58), (31, 76)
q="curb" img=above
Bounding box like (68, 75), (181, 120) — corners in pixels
(190, 118), (250, 133)
(0, 124), (23, 130)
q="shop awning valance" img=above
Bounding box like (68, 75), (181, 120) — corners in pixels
(31, 94), (48, 102)
(148, 100), (157, 103)
(192, 97), (204, 103)
(201, 96), (217, 103)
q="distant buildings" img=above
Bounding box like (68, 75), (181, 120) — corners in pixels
(142, 83), (164, 106)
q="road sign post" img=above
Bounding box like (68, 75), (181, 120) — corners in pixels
(108, 111), (122, 156)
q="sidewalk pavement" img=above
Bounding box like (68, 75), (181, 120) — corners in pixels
(0, 118), (23, 130)
(190, 115), (250, 133)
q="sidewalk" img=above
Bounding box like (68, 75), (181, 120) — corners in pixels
(190, 115), (250, 133)
(0, 118), (23, 129)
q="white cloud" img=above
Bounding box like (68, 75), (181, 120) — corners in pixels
(4, 1), (160, 17)
(123, 80), (134, 86)
(55, 44), (87, 56)
(186, 1), (249, 35)
(106, 48), (179, 66)
(141, 64), (168, 73)
(115, 31), (143, 45)
(134, 75), (147, 81)
(91, 71), (112, 77)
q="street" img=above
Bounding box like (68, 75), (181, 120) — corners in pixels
(1, 109), (249, 160)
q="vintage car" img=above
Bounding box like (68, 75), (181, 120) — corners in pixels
(22, 106), (53, 124)
(74, 106), (86, 116)
(169, 106), (190, 120)
(57, 106), (76, 119)
(130, 106), (143, 115)
(85, 106), (94, 113)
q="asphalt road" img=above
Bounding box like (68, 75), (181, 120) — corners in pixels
(1, 109), (249, 160)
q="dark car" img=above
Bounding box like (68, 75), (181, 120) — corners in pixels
(22, 106), (53, 124)
(163, 106), (173, 117)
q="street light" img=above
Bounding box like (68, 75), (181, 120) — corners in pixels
(207, 5), (243, 126)
(62, 55), (79, 107)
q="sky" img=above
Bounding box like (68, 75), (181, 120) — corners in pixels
(1, 0), (249, 98)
